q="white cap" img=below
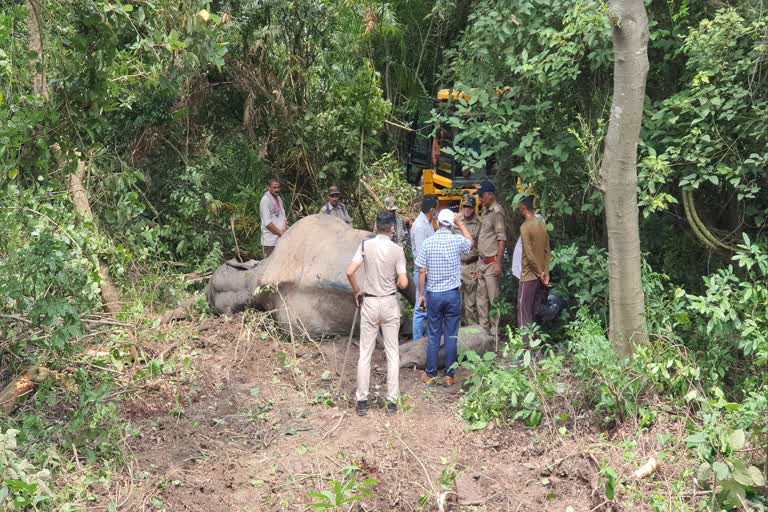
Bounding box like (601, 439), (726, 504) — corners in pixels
(437, 208), (455, 227)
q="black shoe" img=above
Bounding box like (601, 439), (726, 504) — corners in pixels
(385, 402), (397, 416)
(356, 400), (368, 417)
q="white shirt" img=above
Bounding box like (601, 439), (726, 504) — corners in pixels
(410, 212), (435, 261)
(259, 191), (287, 247)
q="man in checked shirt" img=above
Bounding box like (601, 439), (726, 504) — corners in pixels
(415, 208), (474, 386)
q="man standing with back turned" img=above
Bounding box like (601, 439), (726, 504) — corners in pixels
(416, 209), (473, 386)
(517, 195), (551, 344)
(346, 212), (408, 417)
(259, 177), (288, 257)
(476, 181), (507, 333)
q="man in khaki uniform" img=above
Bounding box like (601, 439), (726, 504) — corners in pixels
(476, 181), (507, 333)
(346, 211), (408, 417)
(459, 193), (481, 325)
(320, 185), (353, 225)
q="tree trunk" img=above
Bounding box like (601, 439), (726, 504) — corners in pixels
(26, 0), (47, 98)
(68, 159), (122, 314)
(598, 0), (650, 355)
(28, 0), (121, 315)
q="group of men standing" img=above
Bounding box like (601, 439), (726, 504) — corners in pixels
(258, 176), (551, 418)
(410, 182), (507, 337)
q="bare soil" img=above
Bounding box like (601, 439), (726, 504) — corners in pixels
(90, 314), (692, 512)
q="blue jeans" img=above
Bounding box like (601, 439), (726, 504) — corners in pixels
(412, 269), (427, 340)
(425, 288), (461, 377)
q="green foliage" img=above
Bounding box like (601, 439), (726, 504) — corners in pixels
(566, 309), (768, 509)
(459, 326), (562, 429)
(0, 429), (53, 510)
(307, 477), (376, 510)
(646, 8), (768, 228)
(359, 153), (419, 227)
(436, 0), (613, 225)
(598, 461), (618, 501)
(0, 186), (100, 357)
(687, 387), (768, 510)
(686, 237), (768, 367)
(549, 244), (608, 321)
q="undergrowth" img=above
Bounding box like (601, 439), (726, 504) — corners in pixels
(460, 242), (768, 511)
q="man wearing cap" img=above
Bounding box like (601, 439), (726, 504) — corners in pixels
(259, 177), (288, 257)
(320, 185), (353, 225)
(374, 196), (410, 249)
(459, 193), (481, 325)
(476, 181), (507, 333)
(415, 209), (473, 386)
(410, 195), (437, 340)
(346, 211), (409, 417)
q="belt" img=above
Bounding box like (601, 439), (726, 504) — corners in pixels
(426, 287), (460, 294)
(462, 256), (478, 264)
(364, 293), (396, 297)
(483, 256), (497, 264)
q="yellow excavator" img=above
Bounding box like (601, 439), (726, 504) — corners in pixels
(405, 88), (529, 214)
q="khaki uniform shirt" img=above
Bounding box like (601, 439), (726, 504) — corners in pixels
(459, 213), (481, 263)
(477, 202), (507, 258)
(320, 202), (353, 225)
(520, 217), (551, 282)
(351, 235), (407, 296)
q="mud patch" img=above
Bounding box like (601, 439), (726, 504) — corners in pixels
(89, 313), (645, 511)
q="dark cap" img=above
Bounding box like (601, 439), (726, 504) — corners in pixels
(477, 181), (495, 195)
(461, 193), (476, 207)
(328, 185), (341, 196)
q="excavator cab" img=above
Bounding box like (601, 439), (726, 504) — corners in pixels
(404, 89), (496, 214)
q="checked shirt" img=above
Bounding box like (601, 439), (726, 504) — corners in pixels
(414, 228), (472, 293)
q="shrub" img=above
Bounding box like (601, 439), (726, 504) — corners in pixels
(0, 429), (54, 510)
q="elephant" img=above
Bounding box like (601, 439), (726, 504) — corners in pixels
(398, 326), (493, 369)
(206, 214), (416, 337)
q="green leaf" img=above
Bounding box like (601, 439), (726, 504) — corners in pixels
(732, 459), (756, 486)
(696, 462), (712, 486)
(728, 429), (746, 451)
(748, 465), (765, 487)
(712, 461), (730, 481)
(685, 433), (707, 447)
(720, 480), (746, 509)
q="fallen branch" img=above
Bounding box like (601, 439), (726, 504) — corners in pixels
(322, 412), (346, 439)
(395, 434), (434, 495)
(632, 456), (659, 480)
(0, 367), (50, 417)
(0, 313), (33, 325)
(83, 318), (134, 328)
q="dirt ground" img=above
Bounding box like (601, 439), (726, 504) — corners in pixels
(91, 313), (686, 512)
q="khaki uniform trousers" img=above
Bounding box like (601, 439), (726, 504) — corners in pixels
(460, 261), (478, 325)
(477, 260), (500, 333)
(356, 295), (401, 402)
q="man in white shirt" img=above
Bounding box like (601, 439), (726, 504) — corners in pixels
(410, 195), (437, 340)
(259, 177), (288, 257)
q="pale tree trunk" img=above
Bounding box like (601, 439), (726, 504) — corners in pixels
(68, 159), (122, 314)
(26, 0), (47, 97)
(26, 1), (121, 314)
(598, 0), (650, 355)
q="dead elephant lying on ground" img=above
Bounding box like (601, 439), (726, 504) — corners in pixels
(206, 215), (415, 337)
(399, 326), (492, 370)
